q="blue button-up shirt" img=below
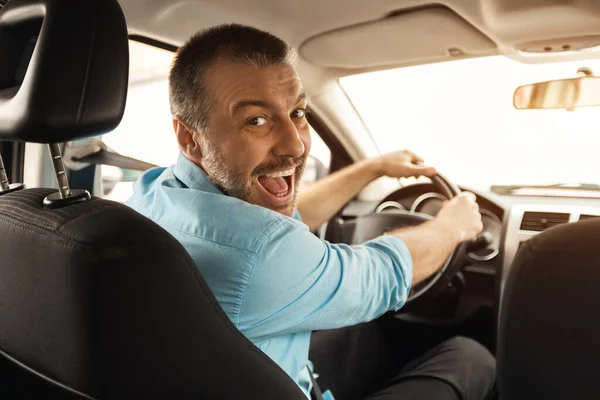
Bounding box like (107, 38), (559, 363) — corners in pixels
(126, 154), (413, 397)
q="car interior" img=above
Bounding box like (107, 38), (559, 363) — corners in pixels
(1, 0), (600, 398)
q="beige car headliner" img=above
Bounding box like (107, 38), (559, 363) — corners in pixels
(120, 0), (600, 196)
(122, 0), (600, 80)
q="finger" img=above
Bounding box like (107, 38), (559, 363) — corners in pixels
(405, 150), (424, 163)
(407, 165), (437, 177)
(460, 191), (477, 202)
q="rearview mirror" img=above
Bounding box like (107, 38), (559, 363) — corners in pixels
(513, 68), (600, 110)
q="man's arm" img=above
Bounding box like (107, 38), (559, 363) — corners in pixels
(297, 150), (437, 231)
(392, 192), (482, 284)
(238, 192), (482, 341)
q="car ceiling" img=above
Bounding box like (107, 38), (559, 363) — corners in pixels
(118, 0), (600, 164)
(122, 0), (600, 71)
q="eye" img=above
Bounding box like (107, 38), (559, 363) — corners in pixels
(291, 108), (306, 119)
(248, 116), (268, 127)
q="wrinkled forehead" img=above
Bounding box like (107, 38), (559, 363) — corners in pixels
(204, 59), (304, 112)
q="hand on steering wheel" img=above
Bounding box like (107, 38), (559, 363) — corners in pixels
(351, 170), (475, 303)
(436, 192), (483, 243)
(372, 150), (437, 180)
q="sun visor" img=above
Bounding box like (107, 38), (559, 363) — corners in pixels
(300, 6), (497, 70)
(0, 0), (129, 143)
(482, 0), (600, 49)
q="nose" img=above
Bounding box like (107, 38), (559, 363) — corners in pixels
(272, 117), (305, 158)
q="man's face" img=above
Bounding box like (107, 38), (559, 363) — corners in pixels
(196, 59), (311, 216)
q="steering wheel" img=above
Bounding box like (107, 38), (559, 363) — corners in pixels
(350, 172), (469, 303)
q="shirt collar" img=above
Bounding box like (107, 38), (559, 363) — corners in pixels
(173, 153), (224, 195)
(173, 153), (304, 221)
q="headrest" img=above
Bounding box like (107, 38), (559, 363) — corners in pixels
(498, 219), (600, 399)
(0, 0), (128, 143)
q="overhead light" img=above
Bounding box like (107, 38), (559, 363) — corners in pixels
(518, 35), (600, 54)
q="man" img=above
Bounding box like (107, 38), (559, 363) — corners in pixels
(126, 24), (495, 399)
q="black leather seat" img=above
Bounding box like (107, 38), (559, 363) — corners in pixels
(497, 218), (600, 400)
(0, 0), (307, 398)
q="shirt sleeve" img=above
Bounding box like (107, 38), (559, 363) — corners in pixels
(237, 217), (413, 342)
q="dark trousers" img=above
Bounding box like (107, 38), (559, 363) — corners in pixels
(309, 319), (496, 400)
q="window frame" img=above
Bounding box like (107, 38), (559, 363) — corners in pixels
(0, 141), (25, 184)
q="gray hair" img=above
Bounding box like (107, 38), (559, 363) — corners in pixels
(169, 24), (297, 132)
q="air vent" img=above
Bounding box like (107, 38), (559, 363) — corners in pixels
(520, 211), (570, 232)
(579, 214), (600, 221)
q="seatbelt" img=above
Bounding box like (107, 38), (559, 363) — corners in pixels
(308, 367), (325, 400)
(63, 139), (158, 172)
(72, 149), (157, 171)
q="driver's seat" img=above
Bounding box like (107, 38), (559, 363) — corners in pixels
(497, 218), (600, 399)
(0, 0), (306, 398)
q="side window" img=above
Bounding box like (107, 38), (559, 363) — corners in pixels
(101, 41), (176, 202)
(301, 126), (331, 186)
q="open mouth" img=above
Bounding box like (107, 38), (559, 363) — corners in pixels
(257, 168), (295, 205)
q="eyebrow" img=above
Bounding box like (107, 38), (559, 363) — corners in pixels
(232, 100), (274, 114)
(296, 92), (307, 104)
(232, 92), (308, 114)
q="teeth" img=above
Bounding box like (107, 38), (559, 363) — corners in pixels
(265, 168), (294, 178)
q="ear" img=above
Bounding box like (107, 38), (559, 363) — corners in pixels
(173, 118), (203, 160)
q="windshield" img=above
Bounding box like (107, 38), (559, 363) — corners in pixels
(340, 56), (600, 193)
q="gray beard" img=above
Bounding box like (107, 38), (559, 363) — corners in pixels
(202, 145), (255, 202)
(202, 143), (304, 215)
